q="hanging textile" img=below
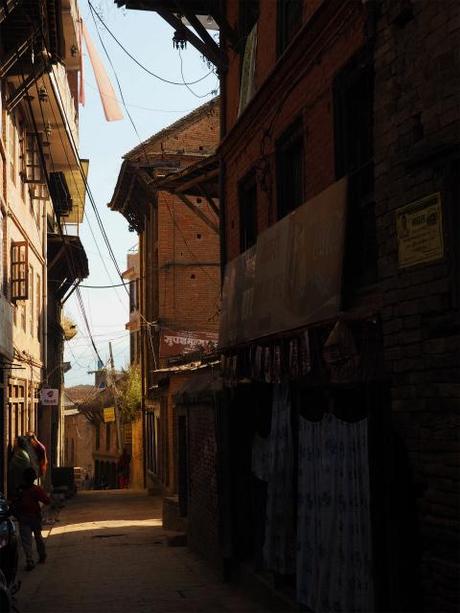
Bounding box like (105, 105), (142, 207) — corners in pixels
(82, 21), (123, 121)
(297, 413), (373, 612)
(263, 383), (296, 574)
(238, 23), (258, 115)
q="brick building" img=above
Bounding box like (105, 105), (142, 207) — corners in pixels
(373, 3), (460, 611)
(109, 100), (220, 519)
(0, 0), (89, 492)
(115, 1), (459, 611)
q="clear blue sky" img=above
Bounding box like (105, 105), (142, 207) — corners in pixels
(64, 0), (219, 387)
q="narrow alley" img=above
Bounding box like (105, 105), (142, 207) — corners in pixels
(16, 491), (282, 613)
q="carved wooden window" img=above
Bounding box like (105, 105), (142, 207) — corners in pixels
(22, 132), (43, 184)
(11, 241), (28, 301)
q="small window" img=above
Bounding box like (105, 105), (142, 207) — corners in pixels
(239, 170), (258, 251)
(22, 132), (43, 184)
(11, 241), (28, 301)
(95, 423), (100, 449)
(8, 113), (17, 186)
(36, 273), (41, 338)
(239, 0), (259, 50)
(334, 50), (376, 293)
(129, 280), (137, 313)
(277, 0), (303, 56)
(276, 118), (304, 220)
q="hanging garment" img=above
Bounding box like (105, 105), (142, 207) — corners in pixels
(263, 383), (296, 575)
(297, 413), (373, 613)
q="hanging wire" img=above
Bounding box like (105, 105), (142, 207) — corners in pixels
(87, 0), (214, 86)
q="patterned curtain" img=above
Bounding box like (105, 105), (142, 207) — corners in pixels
(297, 413), (373, 612)
(263, 383), (296, 574)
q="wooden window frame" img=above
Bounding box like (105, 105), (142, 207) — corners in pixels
(333, 49), (377, 294)
(22, 132), (43, 184)
(11, 241), (28, 301)
(277, 0), (303, 57)
(276, 117), (305, 220)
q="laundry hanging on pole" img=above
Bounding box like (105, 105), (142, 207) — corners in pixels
(81, 21), (123, 121)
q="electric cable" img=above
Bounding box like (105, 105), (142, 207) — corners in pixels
(178, 47), (218, 99)
(83, 81), (196, 113)
(30, 75), (104, 364)
(37, 73), (126, 308)
(22, 82), (103, 365)
(87, 1), (214, 86)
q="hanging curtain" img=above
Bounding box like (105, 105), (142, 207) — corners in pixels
(297, 413), (373, 612)
(263, 383), (296, 574)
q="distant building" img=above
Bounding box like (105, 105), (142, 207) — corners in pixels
(109, 99), (220, 519)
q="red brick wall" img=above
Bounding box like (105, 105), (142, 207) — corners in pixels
(158, 190), (220, 334)
(131, 101), (219, 159)
(187, 401), (220, 566)
(222, 2), (366, 261)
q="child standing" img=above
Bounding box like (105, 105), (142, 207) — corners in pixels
(12, 467), (50, 571)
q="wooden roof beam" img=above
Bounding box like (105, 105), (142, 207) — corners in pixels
(176, 193), (219, 234)
(156, 8), (227, 71)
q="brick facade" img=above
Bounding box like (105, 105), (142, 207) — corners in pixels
(374, 3), (460, 610)
(186, 400), (220, 566)
(221, 0), (367, 261)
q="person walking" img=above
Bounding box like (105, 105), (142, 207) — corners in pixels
(26, 432), (48, 478)
(11, 467), (50, 571)
(117, 448), (131, 489)
(8, 436), (32, 498)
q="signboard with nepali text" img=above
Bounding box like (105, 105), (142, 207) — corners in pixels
(160, 328), (218, 359)
(219, 177), (348, 347)
(396, 193), (444, 268)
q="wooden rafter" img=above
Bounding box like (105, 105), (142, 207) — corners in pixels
(156, 8), (227, 71)
(176, 193), (218, 234)
(198, 183), (219, 218)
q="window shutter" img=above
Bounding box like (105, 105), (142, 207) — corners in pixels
(11, 241), (28, 301)
(23, 133), (43, 184)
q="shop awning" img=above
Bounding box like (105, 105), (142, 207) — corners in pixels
(219, 177), (348, 348)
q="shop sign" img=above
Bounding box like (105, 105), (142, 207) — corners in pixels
(160, 328), (218, 358)
(103, 407), (116, 423)
(40, 388), (59, 405)
(220, 177), (347, 347)
(396, 193), (444, 268)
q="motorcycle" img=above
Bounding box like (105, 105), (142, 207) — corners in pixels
(0, 493), (19, 612)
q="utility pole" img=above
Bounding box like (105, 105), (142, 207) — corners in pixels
(108, 342), (123, 454)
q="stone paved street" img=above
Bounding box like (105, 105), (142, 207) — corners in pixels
(15, 490), (281, 613)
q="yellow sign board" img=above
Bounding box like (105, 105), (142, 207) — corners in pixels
(103, 407), (116, 423)
(396, 193), (444, 268)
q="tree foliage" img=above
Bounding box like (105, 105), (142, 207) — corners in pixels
(118, 364), (142, 422)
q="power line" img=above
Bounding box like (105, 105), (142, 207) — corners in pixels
(80, 281), (130, 288)
(89, 2), (150, 164)
(87, 1), (214, 87)
(83, 81), (197, 113)
(178, 47), (218, 99)
(26, 70), (103, 365)
(37, 73), (126, 308)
